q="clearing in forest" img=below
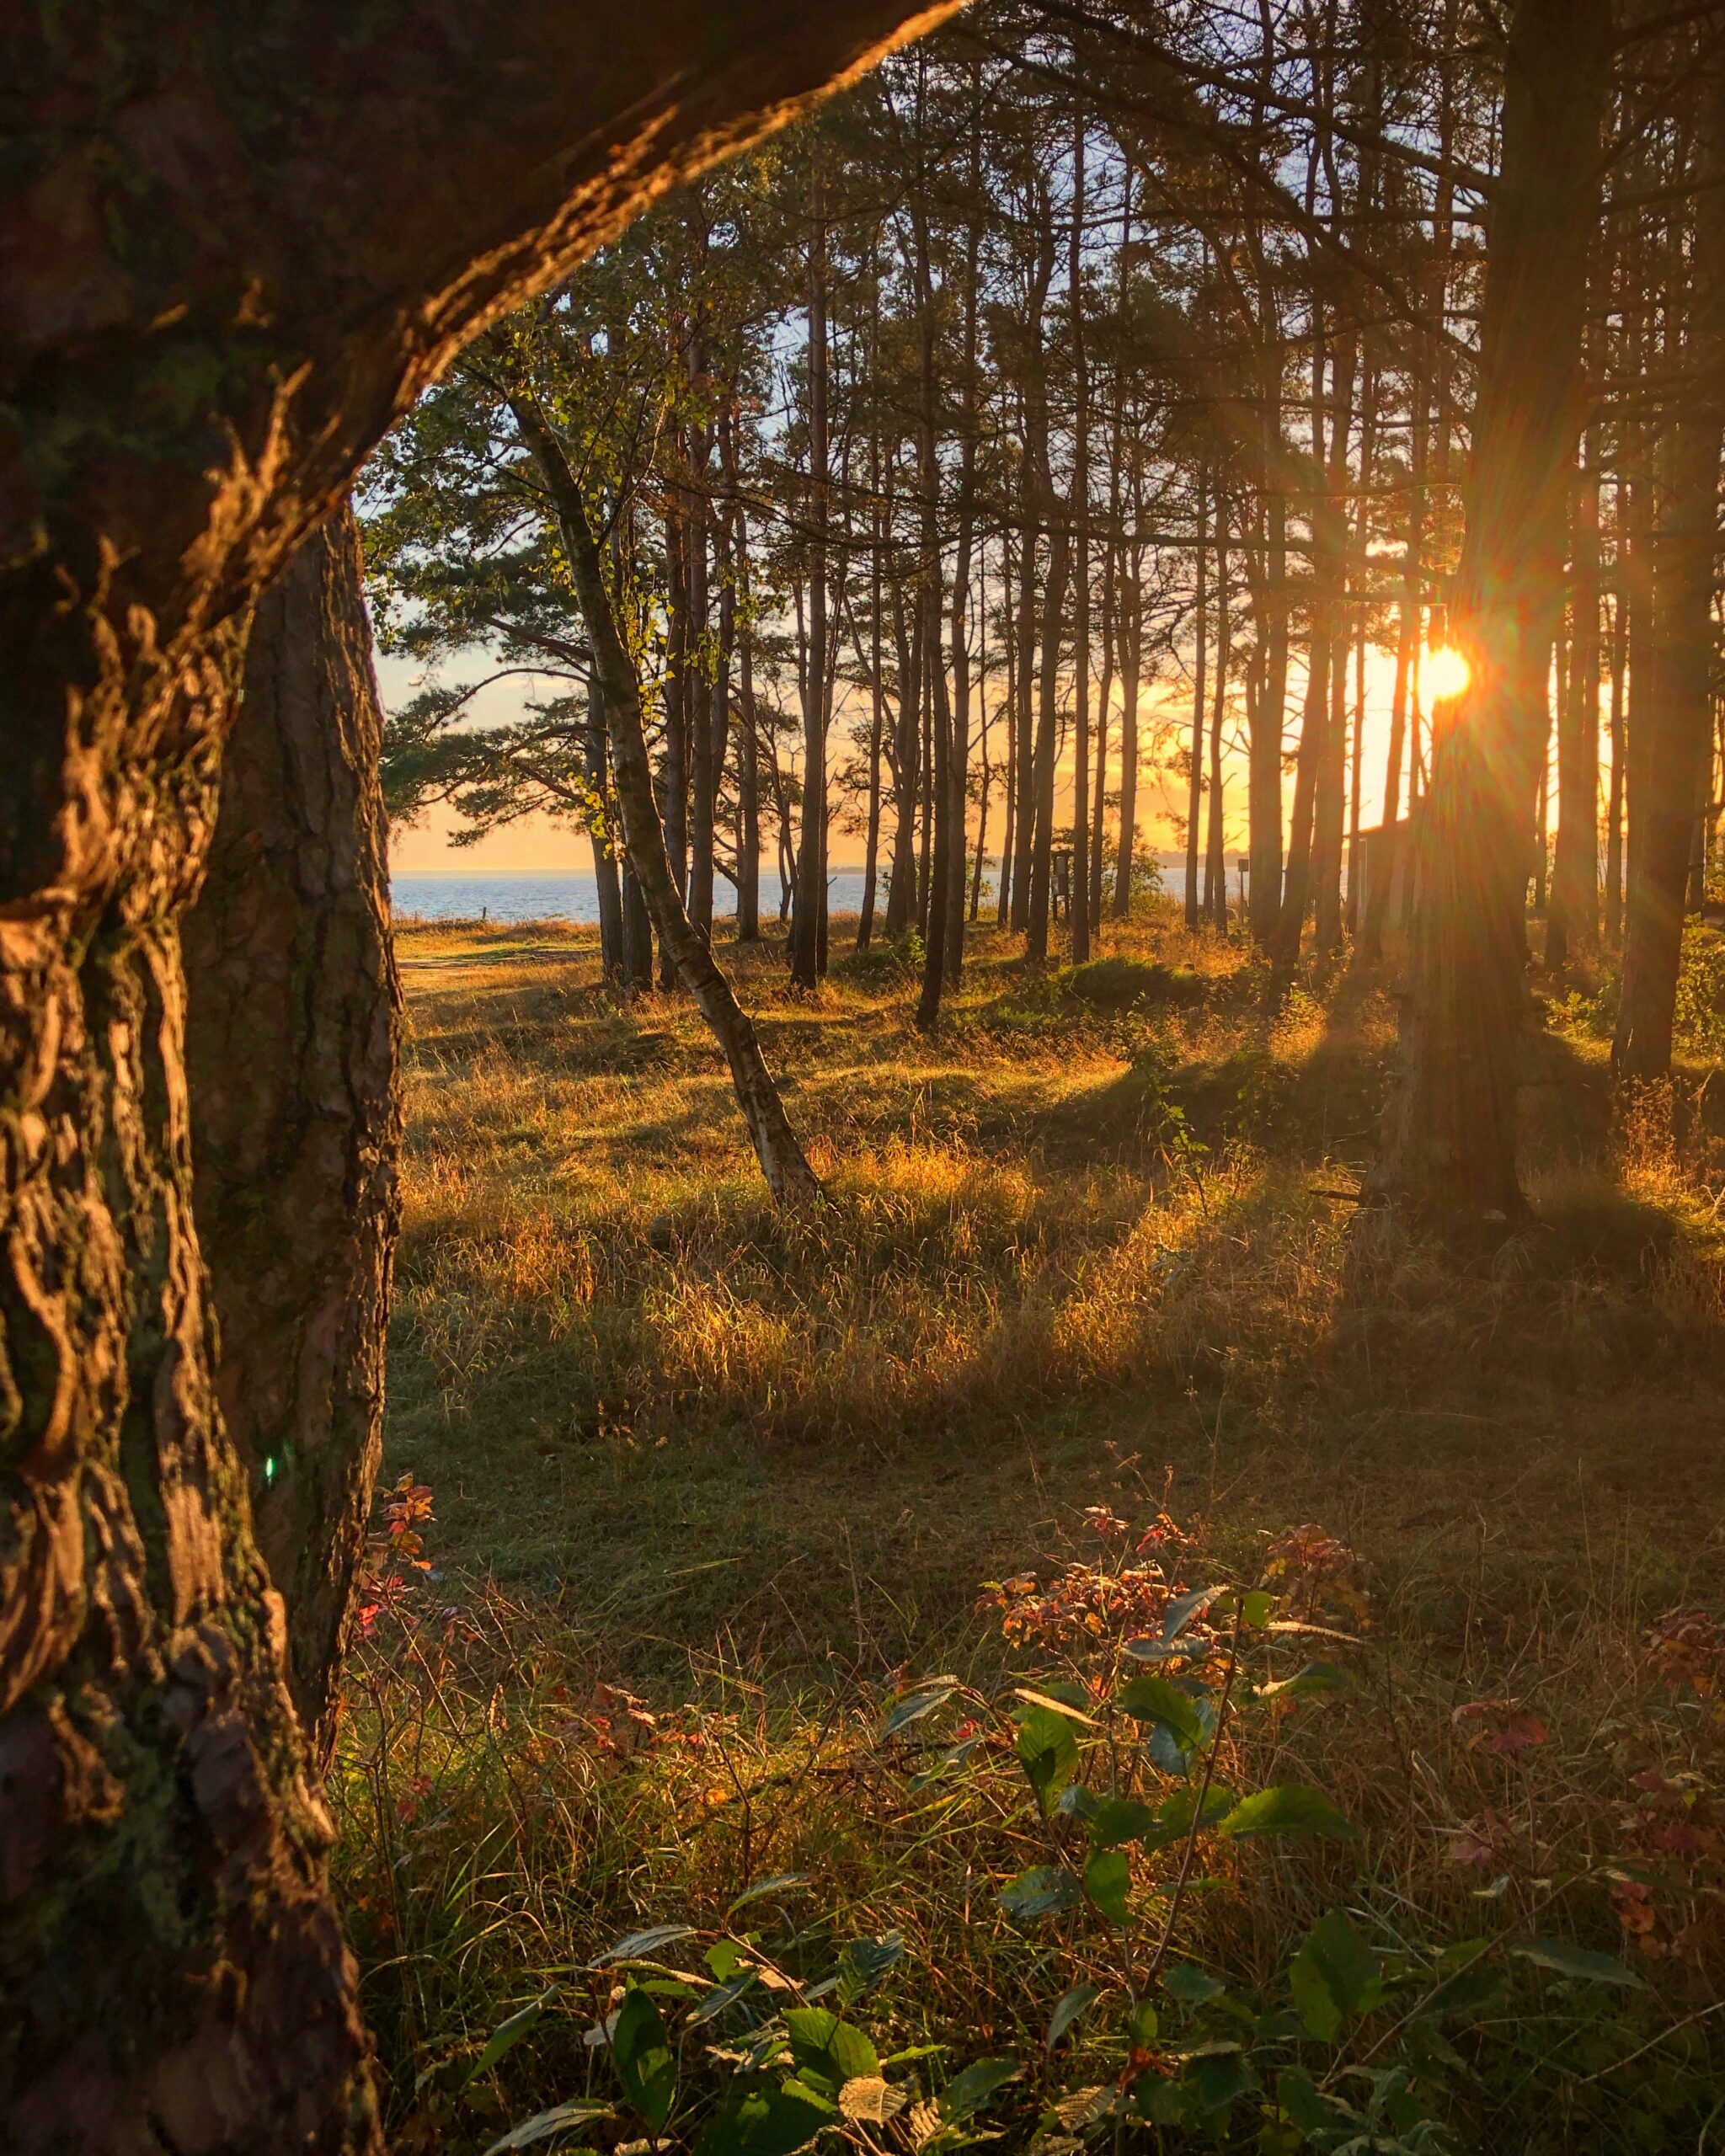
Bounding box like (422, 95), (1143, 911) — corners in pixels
(339, 910), (1725, 2154)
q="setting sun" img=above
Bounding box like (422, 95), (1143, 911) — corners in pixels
(1425, 644), (1471, 702)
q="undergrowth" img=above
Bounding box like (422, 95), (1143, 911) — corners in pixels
(347, 907), (1725, 2150)
(334, 1489), (1725, 2155)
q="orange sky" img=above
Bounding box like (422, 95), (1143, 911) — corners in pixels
(383, 646), (1602, 878)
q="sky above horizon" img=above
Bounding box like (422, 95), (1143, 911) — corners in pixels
(382, 638), (1609, 879)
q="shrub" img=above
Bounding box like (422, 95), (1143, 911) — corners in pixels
(1065, 956), (1205, 1011)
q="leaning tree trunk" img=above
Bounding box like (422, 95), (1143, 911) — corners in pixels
(1370, 0), (1612, 1225)
(183, 507), (403, 1774)
(0, 4), (946, 2144)
(510, 393), (820, 1200)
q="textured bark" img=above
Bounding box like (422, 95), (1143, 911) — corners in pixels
(585, 679), (626, 980)
(184, 508), (403, 1775)
(1069, 120), (1092, 964)
(1248, 483), (1289, 947)
(1, 3), (948, 2145)
(1114, 531), (1143, 918)
(1185, 479), (1209, 930)
(1615, 71), (1725, 1077)
(1547, 451), (1601, 970)
(0, 619), (383, 2153)
(791, 157), (830, 990)
(1372, 0), (1612, 1221)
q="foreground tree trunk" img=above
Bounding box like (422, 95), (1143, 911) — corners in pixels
(184, 508), (403, 1774)
(0, 5), (944, 2143)
(1370, 0), (1612, 1224)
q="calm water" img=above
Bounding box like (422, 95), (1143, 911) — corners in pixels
(390, 857), (1212, 926)
(391, 871), (878, 926)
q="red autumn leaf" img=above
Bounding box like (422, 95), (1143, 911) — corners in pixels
(1489, 1710), (1548, 1756)
(1653, 1820), (1702, 1854)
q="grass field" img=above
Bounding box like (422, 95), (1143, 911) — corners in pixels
(333, 905), (1725, 2154)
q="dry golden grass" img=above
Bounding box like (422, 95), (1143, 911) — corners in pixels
(340, 905), (1725, 2153)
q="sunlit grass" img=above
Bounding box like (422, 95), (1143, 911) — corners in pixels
(346, 903), (1725, 2151)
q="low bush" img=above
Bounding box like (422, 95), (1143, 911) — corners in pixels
(1065, 956), (1206, 1012)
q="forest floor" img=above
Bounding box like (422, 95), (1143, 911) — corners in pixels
(334, 903), (1725, 2156)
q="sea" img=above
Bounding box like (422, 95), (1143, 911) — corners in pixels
(391, 870), (876, 926)
(390, 855), (1199, 926)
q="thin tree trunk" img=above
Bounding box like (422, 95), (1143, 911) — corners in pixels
(886, 560), (921, 938)
(973, 547), (992, 921)
(1070, 115), (1092, 963)
(1205, 510), (1230, 929)
(1186, 472), (1210, 928)
(858, 270), (886, 950)
(1605, 579), (1627, 948)
(1548, 440), (1602, 969)
(791, 154), (829, 988)
(1364, 379), (1425, 959)
(1028, 515), (1071, 961)
(1250, 478), (1288, 947)
(660, 508), (689, 987)
(732, 471), (761, 943)
(586, 675), (626, 977)
(1011, 448), (1040, 932)
(1277, 314), (1333, 974)
(1092, 529), (1116, 932)
(1114, 529), (1143, 915)
(1313, 333), (1355, 958)
(686, 398), (716, 937)
(622, 862), (655, 987)
(1000, 528), (1019, 925)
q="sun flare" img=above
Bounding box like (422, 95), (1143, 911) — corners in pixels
(1424, 644), (1471, 702)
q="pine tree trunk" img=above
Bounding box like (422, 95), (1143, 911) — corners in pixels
(1616, 438), (1723, 1072)
(622, 865), (655, 988)
(886, 553), (922, 939)
(1372, 0), (1613, 1220)
(586, 678), (627, 979)
(858, 320), (887, 951)
(1312, 336), (1355, 960)
(686, 419), (716, 939)
(1028, 518), (1071, 963)
(661, 510), (690, 988)
(1011, 472), (1041, 934)
(1205, 518), (1230, 930)
(1548, 446), (1601, 969)
(1070, 119), (1092, 964)
(184, 507), (403, 1773)
(1605, 578), (1627, 949)
(736, 504), (763, 946)
(791, 156), (830, 990)
(1114, 531), (1143, 917)
(0, 607), (384, 2150)
(1248, 483), (1288, 947)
